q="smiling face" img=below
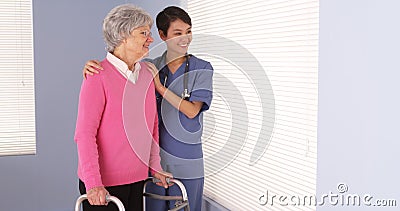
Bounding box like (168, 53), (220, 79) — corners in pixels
(124, 25), (154, 59)
(159, 19), (192, 56)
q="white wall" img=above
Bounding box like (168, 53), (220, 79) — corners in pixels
(317, 0), (400, 210)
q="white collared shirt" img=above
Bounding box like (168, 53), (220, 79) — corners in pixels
(106, 52), (140, 84)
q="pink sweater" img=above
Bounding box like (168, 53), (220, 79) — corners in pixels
(74, 59), (162, 191)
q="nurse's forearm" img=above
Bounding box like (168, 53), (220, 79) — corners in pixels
(157, 86), (203, 119)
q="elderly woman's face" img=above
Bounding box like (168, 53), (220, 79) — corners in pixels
(160, 19), (192, 55)
(124, 25), (154, 58)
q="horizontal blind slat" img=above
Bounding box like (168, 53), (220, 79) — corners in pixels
(0, 0), (36, 157)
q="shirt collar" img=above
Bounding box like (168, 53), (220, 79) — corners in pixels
(106, 52), (141, 84)
(106, 52), (141, 74)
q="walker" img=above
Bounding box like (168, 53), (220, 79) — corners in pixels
(74, 177), (190, 211)
(143, 177), (190, 211)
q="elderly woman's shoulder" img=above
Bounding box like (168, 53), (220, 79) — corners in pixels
(86, 59), (113, 81)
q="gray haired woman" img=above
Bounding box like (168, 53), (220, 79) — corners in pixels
(74, 4), (171, 211)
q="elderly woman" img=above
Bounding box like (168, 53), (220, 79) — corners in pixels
(74, 4), (170, 211)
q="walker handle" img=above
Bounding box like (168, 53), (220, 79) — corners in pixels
(152, 177), (172, 184)
(75, 194), (125, 211)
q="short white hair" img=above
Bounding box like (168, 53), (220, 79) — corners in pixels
(103, 4), (152, 52)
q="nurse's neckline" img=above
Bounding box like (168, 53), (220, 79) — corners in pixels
(167, 55), (189, 74)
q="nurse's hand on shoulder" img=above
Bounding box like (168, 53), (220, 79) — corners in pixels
(144, 61), (158, 77)
(145, 62), (162, 89)
(83, 60), (103, 79)
(145, 62), (161, 84)
(87, 186), (109, 206)
(152, 170), (173, 188)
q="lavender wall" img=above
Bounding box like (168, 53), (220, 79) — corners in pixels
(0, 1), (180, 210)
(317, 0), (400, 210)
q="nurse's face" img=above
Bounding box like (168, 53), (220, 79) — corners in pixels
(159, 19), (192, 56)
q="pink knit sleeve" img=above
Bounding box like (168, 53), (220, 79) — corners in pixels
(149, 110), (163, 174)
(74, 74), (105, 191)
(144, 73), (163, 174)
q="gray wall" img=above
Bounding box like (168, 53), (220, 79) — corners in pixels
(0, 1), (180, 211)
(317, 0), (400, 210)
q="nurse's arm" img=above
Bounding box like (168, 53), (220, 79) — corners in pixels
(157, 85), (203, 119)
(146, 62), (203, 119)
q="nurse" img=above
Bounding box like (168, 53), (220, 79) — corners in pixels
(83, 6), (213, 211)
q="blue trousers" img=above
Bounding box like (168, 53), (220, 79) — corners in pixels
(145, 178), (204, 211)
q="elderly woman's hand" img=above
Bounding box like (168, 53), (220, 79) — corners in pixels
(87, 186), (109, 206)
(152, 170), (173, 188)
(83, 60), (103, 79)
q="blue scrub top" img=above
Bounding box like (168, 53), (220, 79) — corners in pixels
(147, 52), (213, 179)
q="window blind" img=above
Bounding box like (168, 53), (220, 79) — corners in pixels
(0, 0), (35, 156)
(186, 0), (319, 210)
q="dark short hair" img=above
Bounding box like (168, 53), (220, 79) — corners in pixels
(156, 6), (192, 36)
